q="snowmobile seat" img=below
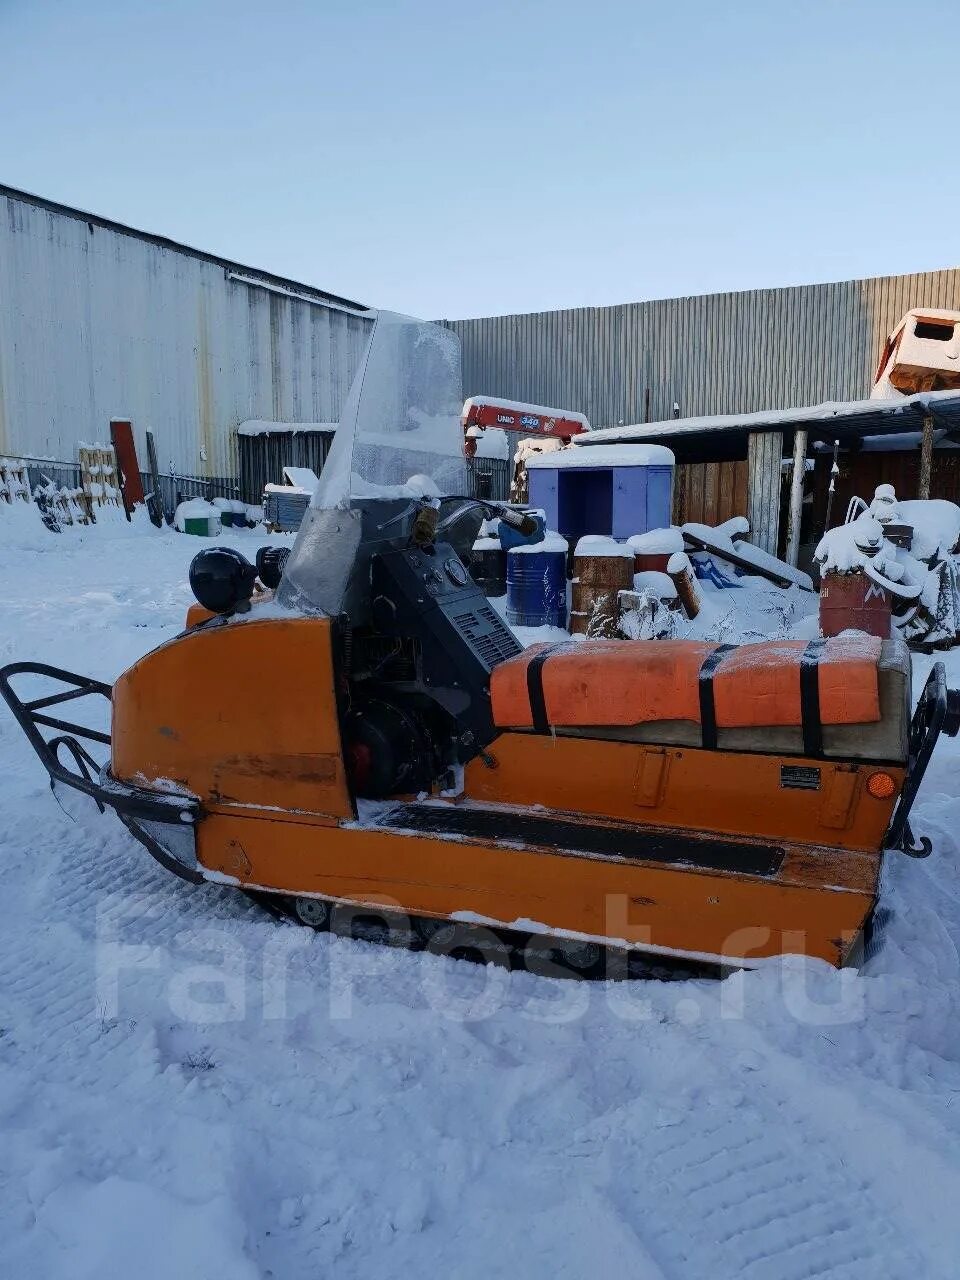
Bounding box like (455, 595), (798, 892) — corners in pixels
(490, 636), (910, 764)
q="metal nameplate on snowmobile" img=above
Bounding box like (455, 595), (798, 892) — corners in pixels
(780, 765), (821, 791)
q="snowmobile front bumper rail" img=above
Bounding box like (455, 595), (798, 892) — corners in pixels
(0, 661), (202, 838)
(885, 660), (960, 857)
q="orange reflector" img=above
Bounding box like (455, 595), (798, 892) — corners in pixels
(867, 771), (896, 799)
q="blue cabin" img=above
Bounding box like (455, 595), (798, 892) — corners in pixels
(525, 444), (675, 547)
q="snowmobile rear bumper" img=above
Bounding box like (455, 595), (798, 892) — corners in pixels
(0, 661), (203, 882)
(885, 661), (960, 856)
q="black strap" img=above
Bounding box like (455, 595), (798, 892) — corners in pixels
(698, 644), (736, 750)
(800, 638), (827, 758)
(526, 642), (574, 734)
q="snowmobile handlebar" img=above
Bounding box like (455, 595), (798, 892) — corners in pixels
(433, 495), (538, 538)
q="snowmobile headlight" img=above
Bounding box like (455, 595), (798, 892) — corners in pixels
(188, 547), (257, 615)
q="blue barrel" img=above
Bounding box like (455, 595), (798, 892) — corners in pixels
(506, 543), (567, 628)
(498, 512), (546, 551)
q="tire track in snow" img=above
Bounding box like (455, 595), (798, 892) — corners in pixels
(601, 1088), (921, 1280)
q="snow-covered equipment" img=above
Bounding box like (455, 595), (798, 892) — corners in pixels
(174, 497), (221, 536)
(818, 487), (960, 648)
(211, 496), (252, 529)
(262, 466), (319, 533)
(683, 519), (815, 593)
(872, 309), (960, 400)
(461, 397), (589, 459)
(4, 313), (960, 980)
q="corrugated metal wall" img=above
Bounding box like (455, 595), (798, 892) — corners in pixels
(0, 188), (373, 480)
(446, 270), (960, 428)
(237, 430), (335, 505)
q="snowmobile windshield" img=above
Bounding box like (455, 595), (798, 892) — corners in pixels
(277, 312), (470, 617)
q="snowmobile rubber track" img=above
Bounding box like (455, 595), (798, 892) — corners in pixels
(372, 802), (786, 877)
(249, 890), (721, 982)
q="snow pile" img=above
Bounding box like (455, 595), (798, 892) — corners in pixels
(173, 498), (221, 534)
(627, 527), (684, 555)
(633, 570), (677, 598)
(684, 519), (814, 592)
(816, 515), (891, 575)
(509, 531), (568, 555)
(513, 437), (563, 466)
(211, 497), (248, 515)
(574, 535), (633, 558)
(898, 500), (960, 561)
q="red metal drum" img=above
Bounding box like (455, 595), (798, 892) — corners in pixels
(633, 552), (672, 574)
(819, 570), (892, 638)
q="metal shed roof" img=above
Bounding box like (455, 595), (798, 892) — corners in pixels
(579, 390), (960, 461)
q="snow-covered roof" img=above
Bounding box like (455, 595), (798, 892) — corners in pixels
(581, 388), (960, 453)
(526, 443), (674, 469)
(237, 420), (337, 436)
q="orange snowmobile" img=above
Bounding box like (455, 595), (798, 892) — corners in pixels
(3, 313), (958, 978)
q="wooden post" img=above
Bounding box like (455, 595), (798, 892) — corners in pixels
(747, 430), (784, 556)
(667, 551), (702, 619)
(919, 413), (935, 500)
(785, 428), (808, 568)
(145, 430), (165, 527)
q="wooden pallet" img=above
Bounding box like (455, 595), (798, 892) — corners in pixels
(78, 445), (122, 509)
(0, 458), (30, 503)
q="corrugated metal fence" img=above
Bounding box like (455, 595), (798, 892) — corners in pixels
(445, 269), (960, 429)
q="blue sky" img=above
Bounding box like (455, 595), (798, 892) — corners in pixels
(1, 0), (957, 318)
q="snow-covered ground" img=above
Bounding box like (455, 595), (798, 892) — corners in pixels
(3, 508), (960, 1279)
